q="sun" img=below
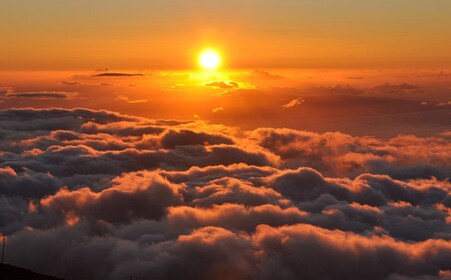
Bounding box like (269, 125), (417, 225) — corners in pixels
(199, 49), (221, 70)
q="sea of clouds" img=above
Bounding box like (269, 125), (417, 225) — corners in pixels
(0, 108), (450, 280)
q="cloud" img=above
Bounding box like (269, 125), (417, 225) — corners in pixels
(40, 171), (184, 224)
(249, 70), (283, 80)
(205, 81), (239, 90)
(60, 81), (114, 87)
(282, 97), (304, 108)
(115, 95), (148, 104)
(248, 128), (451, 180)
(412, 71), (451, 78)
(0, 87), (13, 95)
(92, 72), (144, 77)
(212, 107), (224, 113)
(7, 92), (77, 99)
(309, 85), (365, 95)
(0, 108), (449, 280)
(436, 101), (451, 106)
(60, 81), (81, 86)
(1, 90), (78, 100)
(372, 83), (422, 95)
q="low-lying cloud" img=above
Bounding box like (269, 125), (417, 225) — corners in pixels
(0, 108), (449, 280)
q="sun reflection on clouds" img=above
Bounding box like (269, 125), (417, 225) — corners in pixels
(158, 70), (257, 94)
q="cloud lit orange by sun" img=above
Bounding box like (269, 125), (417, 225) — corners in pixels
(198, 49), (222, 70)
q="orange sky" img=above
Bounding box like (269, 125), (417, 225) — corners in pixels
(1, 0), (451, 70)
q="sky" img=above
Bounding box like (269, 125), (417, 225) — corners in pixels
(0, 1), (450, 280)
(1, 0), (451, 69)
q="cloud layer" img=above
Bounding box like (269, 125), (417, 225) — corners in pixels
(0, 108), (449, 280)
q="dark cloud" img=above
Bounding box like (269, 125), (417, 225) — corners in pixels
(0, 108), (449, 280)
(3, 91), (77, 99)
(309, 84), (365, 95)
(92, 73), (144, 77)
(159, 129), (234, 148)
(413, 71), (451, 78)
(249, 70), (283, 80)
(372, 83), (422, 95)
(204, 81), (239, 89)
(60, 81), (81, 86)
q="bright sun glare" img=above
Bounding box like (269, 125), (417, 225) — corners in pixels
(199, 49), (221, 70)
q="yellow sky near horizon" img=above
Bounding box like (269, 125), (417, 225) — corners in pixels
(1, 0), (451, 70)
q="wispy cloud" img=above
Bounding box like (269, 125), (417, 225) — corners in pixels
(436, 101), (451, 106)
(205, 81), (239, 90)
(1, 90), (78, 100)
(310, 85), (365, 95)
(60, 81), (81, 86)
(212, 107), (224, 113)
(283, 97), (304, 108)
(249, 70), (283, 80)
(92, 72), (145, 77)
(371, 83), (422, 95)
(116, 95), (148, 104)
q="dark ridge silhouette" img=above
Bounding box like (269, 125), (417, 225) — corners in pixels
(0, 263), (65, 280)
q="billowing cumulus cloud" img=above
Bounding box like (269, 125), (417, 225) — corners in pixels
(248, 128), (451, 180)
(0, 108), (450, 280)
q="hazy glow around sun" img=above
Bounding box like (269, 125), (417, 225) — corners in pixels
(199, 49), (221, 70)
